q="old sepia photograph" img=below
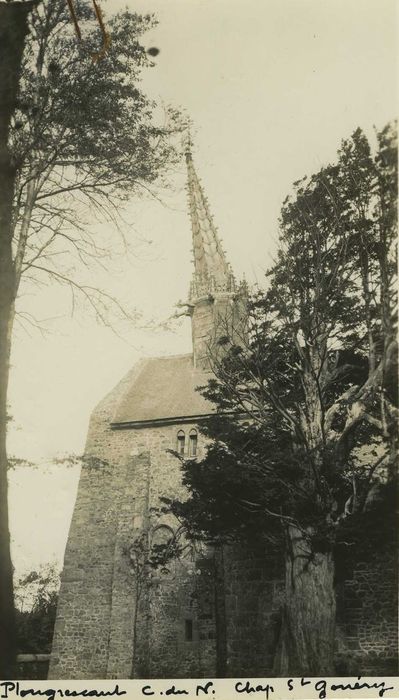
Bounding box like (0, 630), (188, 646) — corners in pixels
(0, 0), (397, 685)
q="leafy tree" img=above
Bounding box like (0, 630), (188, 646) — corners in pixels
(0, 0), (181, 677)
(168, 124), (397, 675)
(15, 565), (59, 654)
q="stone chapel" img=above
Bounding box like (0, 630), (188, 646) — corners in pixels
(49, 149), (397, 680)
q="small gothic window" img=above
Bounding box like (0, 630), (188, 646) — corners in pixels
(177, 430), (185, 455)
(185, 619), (193, 642)
(189, 429), (198, 457)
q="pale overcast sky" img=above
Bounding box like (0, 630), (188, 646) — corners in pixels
(8, 0), (397, 578)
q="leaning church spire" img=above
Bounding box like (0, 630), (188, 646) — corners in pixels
(185, 143), (236, 303)
(184, 141), (245, 370)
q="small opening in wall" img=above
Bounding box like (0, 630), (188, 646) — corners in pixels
(177, 430), (185, 455)
(185, 619), (193, 642)
(189, 429), (198, 457)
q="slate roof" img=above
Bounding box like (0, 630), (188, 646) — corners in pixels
(111, 354), (215, 427)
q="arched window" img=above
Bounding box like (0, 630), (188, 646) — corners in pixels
(189, 429), (198, 457)
(177, 430), (185, 455)
(151, 524), (174, 548)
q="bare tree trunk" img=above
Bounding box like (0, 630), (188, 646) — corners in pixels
(274, 526), (336, 676)
(0, 1), (36, 679)
(0, 287), (16, 680)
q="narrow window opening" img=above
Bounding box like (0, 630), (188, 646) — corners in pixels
(185, 619), (193, 642)
(177, 430), (185, 456)
(189, 429), (198, 457)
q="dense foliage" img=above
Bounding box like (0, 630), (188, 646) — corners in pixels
(166, 124), (397, 674)
(168, 123), (397, 558)
(15, 567), (59, 654)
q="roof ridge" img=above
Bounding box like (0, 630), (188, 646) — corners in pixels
(145, 352), (193, 362)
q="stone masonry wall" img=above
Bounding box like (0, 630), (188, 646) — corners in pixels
(191, 293), (239, 370)
(49, 361), (217, 679)
(336, 542), (398, 676)
(49, 362), (145, 679)
(191, 298), (215, 370)
(223, 544), (284, 676)
(141, 553), (217, 678)
(223, 538), (397, 677)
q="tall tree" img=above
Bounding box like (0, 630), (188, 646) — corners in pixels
(0, 0), (181, 678)
(168, 124), (397, 675)
(0, 0), (38, 678)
